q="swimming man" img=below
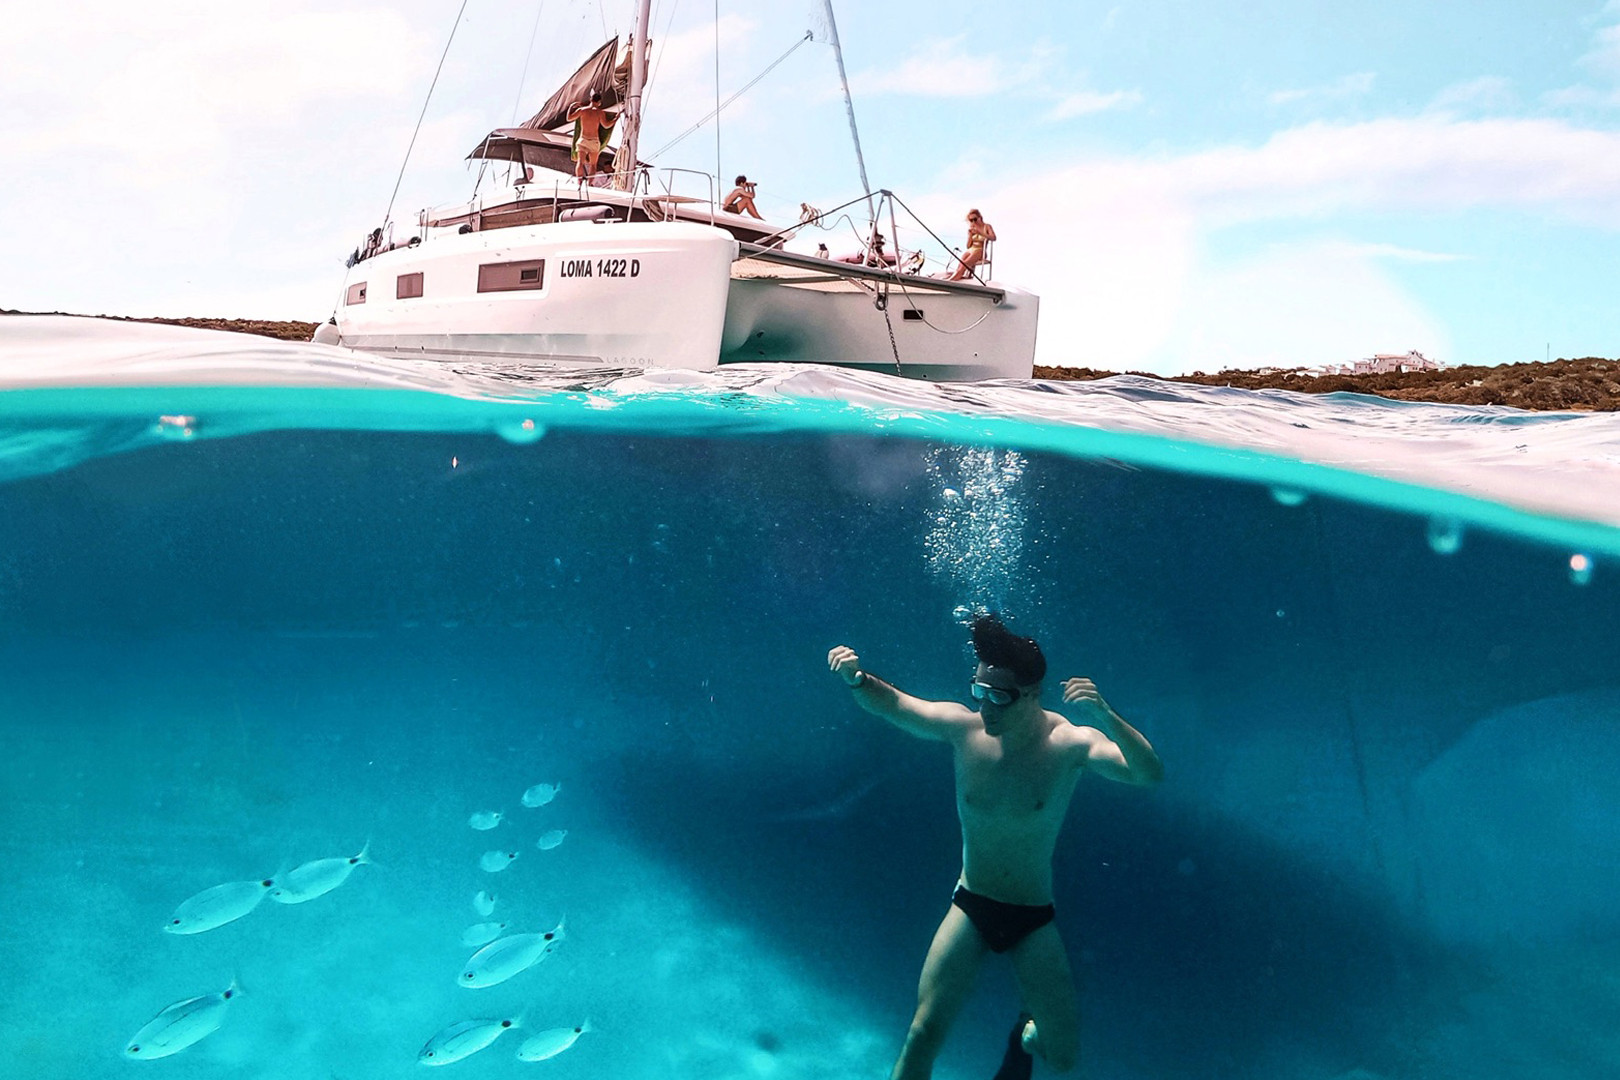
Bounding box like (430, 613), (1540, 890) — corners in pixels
(827, 615), (1162, 1079)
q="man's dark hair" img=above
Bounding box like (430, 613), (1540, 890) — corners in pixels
(590, 90), (603, 103)
(971, 614), (1046, 686)
(735, 174), (748, 185)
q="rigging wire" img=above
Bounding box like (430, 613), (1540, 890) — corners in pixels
(382, 0), (474, 232)
(641, 0), (684, 124)
(648, 30), (814, 160)
(511, 2), (550, 123)
(713, 0), (721, 187)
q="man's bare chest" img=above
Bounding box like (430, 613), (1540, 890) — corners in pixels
(956, 746), (1074, 818)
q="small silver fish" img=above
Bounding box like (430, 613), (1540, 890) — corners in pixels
(164, 878), (275, 934)
(124, 978), (240, 1059)
(270, 842), (372, 905)
(459, 920), (566, 988)
(520, 782), (560, 808)
(417, 1015), (521, 1066)
(479, 850), (518, 873)
(467, 810), (503, 831)
(460, 921), (507, 947)
(472, 890), (497, 917)
(534, 829), (568, 851)
(515, 1019), (591, 1062)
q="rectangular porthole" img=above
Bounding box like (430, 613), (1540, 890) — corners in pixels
(345, 282), (367, 305)
(902, 309), (925, 321)
(396, 272), (424, 299)
(477, 260), (546, 293)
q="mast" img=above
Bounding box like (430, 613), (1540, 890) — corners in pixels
(821, 0), (875, 223)
(616, 0), (653, 192)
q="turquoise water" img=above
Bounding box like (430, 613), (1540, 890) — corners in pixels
(3, 316), (1620, 1079)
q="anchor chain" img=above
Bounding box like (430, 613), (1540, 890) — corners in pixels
(878, 280), (902, 376)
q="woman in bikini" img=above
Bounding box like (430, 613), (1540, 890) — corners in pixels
(946, 209), (996, 281)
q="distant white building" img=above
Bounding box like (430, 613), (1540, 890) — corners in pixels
(1319, 350), (1443, 376)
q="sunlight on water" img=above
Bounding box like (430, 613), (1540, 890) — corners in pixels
(3, 316), (1620, 1080)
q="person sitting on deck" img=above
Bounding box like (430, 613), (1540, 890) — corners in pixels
(837, 231), (898, 268)
(946, 208), (996, 281)
(566, 91), (617, 180)
(724, 176), (764, 219)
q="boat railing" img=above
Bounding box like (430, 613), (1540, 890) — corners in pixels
(649, 167), (719, 224)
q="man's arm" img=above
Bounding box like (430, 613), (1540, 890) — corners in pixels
(828, 645), (972, 742)
(1061, 677), (1163, 786)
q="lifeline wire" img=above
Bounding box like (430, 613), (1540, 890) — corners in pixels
(383, 0), (474, 233)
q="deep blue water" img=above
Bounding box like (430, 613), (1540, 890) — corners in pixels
(3, 317), (1620, 1079)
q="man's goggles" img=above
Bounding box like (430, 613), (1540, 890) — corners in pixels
(969, 680), (1021, 706)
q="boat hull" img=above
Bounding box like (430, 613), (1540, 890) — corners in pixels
(331, 222), (737, 369)
(720, 271), (1038, 381)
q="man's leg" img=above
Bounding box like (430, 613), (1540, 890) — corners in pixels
(891, 903), (987, 1080)
(1007, 923), (1080, 1072)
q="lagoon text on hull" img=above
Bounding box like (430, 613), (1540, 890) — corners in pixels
(315, 2), (1038, 382)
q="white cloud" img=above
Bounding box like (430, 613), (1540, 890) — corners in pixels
(1047, 89), (1143, 121)
(1159, 241), (1453, 373)
(925, 114), (1620, 371)
(848, 36), (1049, 98)
(1267, 72), (1376, 107)
(1546, 8), (1620, 105)
(1426, 76), (1515, 114)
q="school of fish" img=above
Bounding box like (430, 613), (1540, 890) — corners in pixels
(129, 779), (587, 1065)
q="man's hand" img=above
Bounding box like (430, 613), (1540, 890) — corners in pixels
(828, 645), (863, 687)
(1062, 677), (1114, 725)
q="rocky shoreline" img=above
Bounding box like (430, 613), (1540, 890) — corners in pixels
(7, 311), (1616, 411)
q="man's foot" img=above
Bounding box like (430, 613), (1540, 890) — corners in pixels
(991, 1014), (1034, 1080)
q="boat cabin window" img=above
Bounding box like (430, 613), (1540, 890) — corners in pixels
(345, 282), (367, 305)
(477, 260), (546, 293)
(396, 272), (424, 300)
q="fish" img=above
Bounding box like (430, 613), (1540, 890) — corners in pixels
(270, 843), (373, 905)
(459, 920), (566, 988)
(124, 978), (240, 1059)
(460, 921), (508, 947)
(520, 782), (560, 808)
(417, 1015), (521, 1066)
(164, 878), (275, 934)
(515, 1020), (591, 1062)
(467, 811), (503, 831)
(479, 850), (518, 873)
(472, 890), (497, 917)
(534, 829), (568, 851)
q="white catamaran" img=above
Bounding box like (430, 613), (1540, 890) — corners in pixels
(314, 1), (1039, 381)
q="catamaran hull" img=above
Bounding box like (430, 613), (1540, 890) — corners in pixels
(720, 277), (1039, 381)
(329, 222), (738, 369)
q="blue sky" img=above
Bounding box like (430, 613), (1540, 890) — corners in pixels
(4, 0), (1618, 373)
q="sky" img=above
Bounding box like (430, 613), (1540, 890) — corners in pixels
(3, 0), (1618, 374)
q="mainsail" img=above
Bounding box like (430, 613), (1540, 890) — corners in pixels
(468, 37), (635, 169)
(518, 37), (623, 132)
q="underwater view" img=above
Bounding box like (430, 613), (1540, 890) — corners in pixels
(3, 317), (1620, 1080)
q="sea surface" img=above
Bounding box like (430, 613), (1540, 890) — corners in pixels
(3, 315), (1619, 1080)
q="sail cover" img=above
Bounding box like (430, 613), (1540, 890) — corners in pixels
(518, 37), (622, 133)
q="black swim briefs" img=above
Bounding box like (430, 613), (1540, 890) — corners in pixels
(952, 884), (1056, 953)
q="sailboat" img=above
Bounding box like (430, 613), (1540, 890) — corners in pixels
(314, 1), (1039, 381)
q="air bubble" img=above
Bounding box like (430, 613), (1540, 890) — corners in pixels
(154, 414), (197, 439)
(496, 418), (546, 444)
(1569, 553), (1593, 586)
(1269, 487), (1306, 507)
(1425, 516), (1464, 555)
